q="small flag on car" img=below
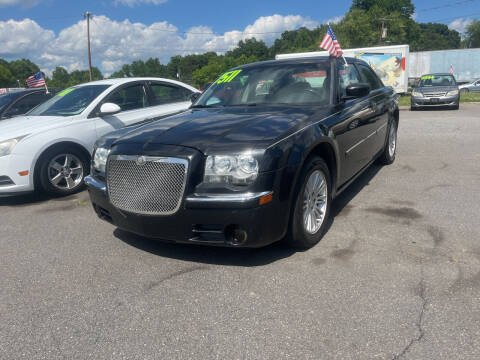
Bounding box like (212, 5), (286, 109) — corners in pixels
(449, 65), (454, 74)
(26, 72), (46, 88)
(319, 25), (343, 58)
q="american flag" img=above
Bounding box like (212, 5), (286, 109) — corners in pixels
(26, 72), (46, 88)
(319, 25), (343, 58)
(449, 65), (454, 74)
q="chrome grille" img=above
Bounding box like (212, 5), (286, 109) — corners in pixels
(423, 92), (447, 98)
(107, 155), (188, 215)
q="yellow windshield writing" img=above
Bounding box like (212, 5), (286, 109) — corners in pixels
(421, 75), (434, 80)
(57, 88), (75, 97)
(216, 70), (242, 84)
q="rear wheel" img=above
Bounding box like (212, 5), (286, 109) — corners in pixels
(378, 120), (397, 165)
(38, 146), (89, 196)
(286, 157), (331, 249)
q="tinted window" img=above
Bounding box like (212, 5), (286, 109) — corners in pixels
(0, 93), (17, 112)
(196, 61), (331, 107)
(29, 85), (110, 116)
(150, 83), (192, 105)
(106, 84), (148, 111)
(358, 64), (383, 90)
(339, 64), (362, 96)
(5, 92), (50, 117)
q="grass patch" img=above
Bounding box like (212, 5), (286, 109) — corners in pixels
(398, 92), (480, 107)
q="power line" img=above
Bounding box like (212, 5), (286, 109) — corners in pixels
(416, 0), (479, 12)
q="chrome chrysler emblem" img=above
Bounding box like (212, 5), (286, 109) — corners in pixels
(136, 156), (147, 166)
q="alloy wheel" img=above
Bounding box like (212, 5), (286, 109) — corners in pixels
(302, 170), (328, 234)
(47, 154), (84, 191)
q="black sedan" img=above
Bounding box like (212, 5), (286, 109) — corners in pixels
(0, 88), (58, 120)
(86, 56), (399, 249)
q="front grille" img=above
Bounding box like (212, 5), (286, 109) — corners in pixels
(107, 155), (188, 215)
(423, 92), (447, 98)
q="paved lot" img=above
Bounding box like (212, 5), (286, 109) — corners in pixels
(1, 104), (480, 360)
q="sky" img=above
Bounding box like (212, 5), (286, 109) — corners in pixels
(0, 0), (479, 76)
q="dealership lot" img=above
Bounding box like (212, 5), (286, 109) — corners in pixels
(1, 105), (479, 359)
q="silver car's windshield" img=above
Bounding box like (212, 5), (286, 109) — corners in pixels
(28, 85), (110, 116)
(194, 62), (331, 107)
(419, 75), (456, 87)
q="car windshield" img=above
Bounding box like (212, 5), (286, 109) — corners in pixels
(418, 74), (456, 87)
(194, 62), (331, 107)
(28, 85), (110, 116)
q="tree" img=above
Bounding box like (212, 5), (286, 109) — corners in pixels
(0, 64), (15, 87)
(227, 38), (270, 61)
(49, 67), (70, 88)
(350, 0), (415, 18)
(464, 20), (480, 48)
(8, 59), (40, 85)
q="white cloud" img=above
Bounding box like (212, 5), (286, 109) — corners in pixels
(114, 0), (167, 7)
(0, 0), (39, 7)
(0, 14), (318, 76)
(448, 18), (473, 33)
(324, 15), (343, 24)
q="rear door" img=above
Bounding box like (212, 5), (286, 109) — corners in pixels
(146, 81), (194, 117)
(357, 64), (389, 155)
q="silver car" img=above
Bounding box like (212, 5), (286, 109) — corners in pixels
(459, 79), (480, 93)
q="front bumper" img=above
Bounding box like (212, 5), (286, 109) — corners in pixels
(0, 154), (35, 195)
(85, 174), (289, 248)
(411, 94), (459, 107)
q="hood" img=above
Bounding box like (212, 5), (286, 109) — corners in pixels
(112, 106), (321, 154)
(417, 85), (458, 93)
(0, 115), (73, 141)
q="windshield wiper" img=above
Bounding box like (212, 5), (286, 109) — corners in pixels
(191, 104), (223, 108)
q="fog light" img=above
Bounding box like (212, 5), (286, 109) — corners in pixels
(225, 225), (248, 246)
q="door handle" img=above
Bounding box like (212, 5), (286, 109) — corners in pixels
(369, 101), (377, 112)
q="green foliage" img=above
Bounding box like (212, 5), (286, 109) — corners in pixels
(464, 20), (480, 48)
(0, 64), (15, 87)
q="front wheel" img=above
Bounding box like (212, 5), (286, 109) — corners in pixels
(377, 120), (397, 165)
(38, 147), (89, 196)
(286, 157), (331, 249)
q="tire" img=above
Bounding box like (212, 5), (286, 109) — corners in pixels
(410, 106), (416, 111)
(377, 120), (397, 165)
(38, 146), (89, 196)
(452, 102), (459, 110)
(286, 156), (331, 249)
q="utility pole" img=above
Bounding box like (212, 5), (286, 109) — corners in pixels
(83, 11), (93, 82)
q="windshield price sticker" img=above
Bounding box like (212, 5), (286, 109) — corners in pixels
(216, 70), (242, 84)
(421, 75), (435, 80)
(57, 88), (75, 97)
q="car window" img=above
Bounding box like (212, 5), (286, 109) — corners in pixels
(339, 64), (362, 96)
(5, 92), (50, 117)
(106, 84), (148, 111)
(150, 83), (192, 105)
(196, 61), (331, 107)
(358, 64), (383, 91)
(29, 85), (110, 116)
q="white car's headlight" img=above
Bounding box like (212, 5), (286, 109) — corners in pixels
(411, 91), (423, 97)
(447, 90), (459, 96)
(93, 147), (110, 173)
(0, 136), (27, 157)
(204, 153), (260, 185)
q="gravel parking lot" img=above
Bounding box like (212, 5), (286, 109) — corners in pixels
(1, 104), (479, 360)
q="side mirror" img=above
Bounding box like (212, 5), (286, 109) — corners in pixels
(345, 83), (371, 99)
(190, 92), (201, 103)
(99, 102), (121, 116)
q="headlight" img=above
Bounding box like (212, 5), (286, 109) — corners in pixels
(93, 147), (110, 173)
(0, 136), (27, 157)
(204, 152), (260, 185)
(411, 91), (423, 98)
(447, 90), (459, 96)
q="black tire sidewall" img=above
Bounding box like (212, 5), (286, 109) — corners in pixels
(288, 157), (332, 249)
(379, 120), (397, 165)
(38, 147), (89, 196)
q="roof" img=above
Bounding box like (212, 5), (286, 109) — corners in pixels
(76, 77), (198, 92)
(422, 73), (455, 76)
(234, 56), (364, 69)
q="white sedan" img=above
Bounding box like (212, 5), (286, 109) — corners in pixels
(0, 77), (199, 196)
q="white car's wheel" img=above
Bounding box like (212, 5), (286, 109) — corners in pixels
(38, 146), (89, 195)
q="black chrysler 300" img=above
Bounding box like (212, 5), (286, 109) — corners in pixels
(85, 57), (399, 249)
